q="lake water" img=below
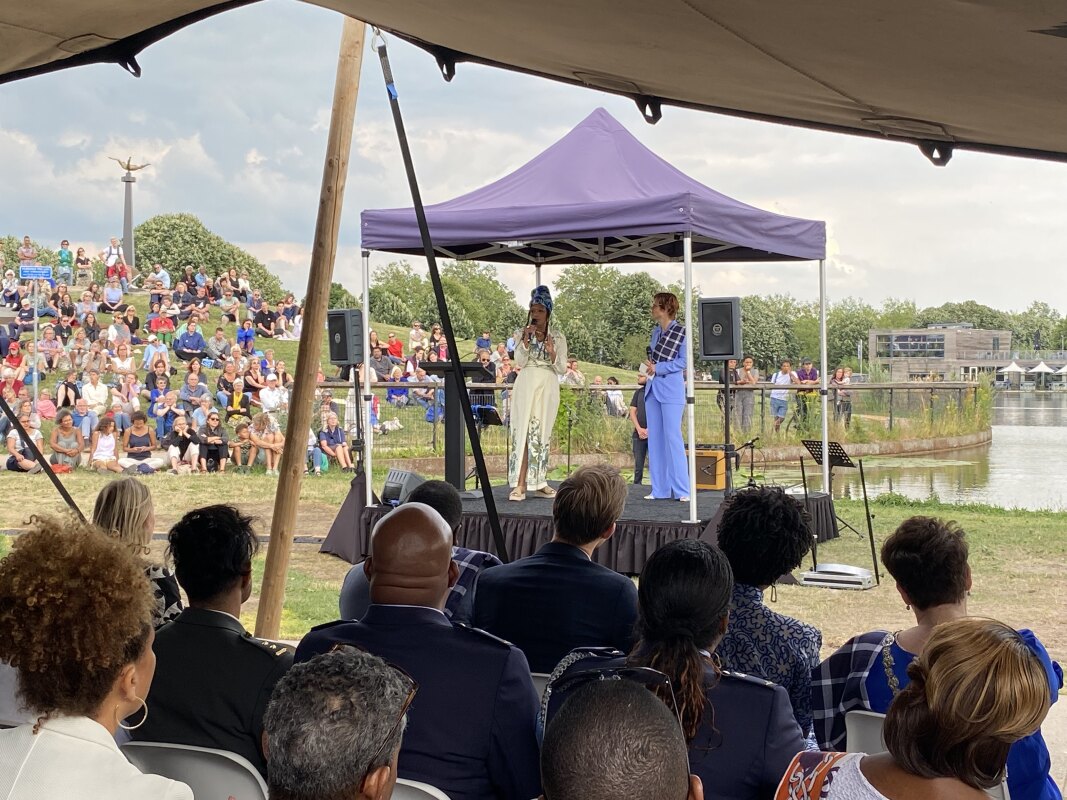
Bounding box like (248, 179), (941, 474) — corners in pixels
(766, 392), (1067, 511)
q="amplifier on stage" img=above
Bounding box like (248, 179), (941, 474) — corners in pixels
(684, 444), (734, 491)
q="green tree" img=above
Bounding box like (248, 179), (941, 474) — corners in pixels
(441, 261), (525, 341)
(739, 295), (794, 371)
(328, 282), (360, 310)
(134, 213), (284, 300)
(1008, 301), (1061, 350)
(876, 297), (918, 329)
(826, 298), (878, 368)
(1, 235), (57, 270)
(915, 300), (1010, 331)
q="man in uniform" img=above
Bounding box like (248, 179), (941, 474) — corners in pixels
(133, 504), (293, 778)
(297, 503), (541, 800)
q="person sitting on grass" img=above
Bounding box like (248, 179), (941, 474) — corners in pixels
(237, 318), (255, 354)
(49, 408), (84, 469)
(174, 321), (207, 362)
(305, 428), (323, 476)
(151, 388), (183, 439)
(162, 416), (201, 474)
(141, 335), (170, 373)
(198, 411), (229, 473)
(6, 413), (44, 473)
(229, 422), (256, 473)
(178, 372), (208, 416)
(149, 305), (176, 343)
(249, 412), (284, 476)
(119, 411), (167, 472)
(90, 416), (123, 474)
(191, 394), (217, 430)
(70, 397), (98, 443)
(34, 387), (57, 421)
(224, 377), (252, 422)
(318, 412), (354, 472)
(82, 369), (110, 416)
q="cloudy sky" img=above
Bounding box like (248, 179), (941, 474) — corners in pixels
(2, 0), (1065, 313)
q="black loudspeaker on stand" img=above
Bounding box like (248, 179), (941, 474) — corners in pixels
(327, 308), (364, 366)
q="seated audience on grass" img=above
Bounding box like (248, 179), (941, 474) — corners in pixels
(161, 416), (201, 473)
(541, 679), (704, 800)
(215, 360), (238, 404)
(122, 305), (142, 344)
(174, 320), (207, 362)
(149, 305), (175, 341)
(118, 411), (167, 472)
(305, 428), (323, 475)
(140, 335), (170, 372)
(202, 326), (230, 364)
(34, 387), (57, 421)
(216, 291), (241, 324)
(82, 341), (108, 375)
(386, 331), (403, 361)
(70, 397), (98, 441)
(107, 398), (132, 436)
(178, 372), (208, 415)
(133, 504), (292, 777)
(0, 518), (193, 800)
(472, 464), (638, 673)
(92, 477), (181, 627)
(19, 342), (48, 388)
(782, 618), (1054, 800)
(112, 372), (142, 416)
(1, 269), (17, 306)
(300, 502), (541, 800)
(55, 369), (81, 408)
(6, 413), (44, 473)
(82, 369), (110, 415)
(250, 411), (284, 475)
(150, 389), (182, 438)
(254, 302), (277, 338)
(111, 342), (136, 380)
(275, 358), (293, 388)
(190, 394), (216, 429)
(99, 277), (125, 314)
(714, 487), (821, 739)
(90, 416), (123, 473)
(277, 307), (302, 340)
(81, 310), (102, 342)
(339, 480), (503, 624)
(11, 298), (35, 337)
(318, 412), (353, 471)
(106, 313), (130, 349)
(49, 408), (83, 468)
(4, 341), (26, 381)
(259, 372), (288, 416)
(38, 325), (65, 371)
(244, 359), (266, 400)
(198, 411), (229, 472)
(224, 377), (252, 421)
(237, 318), (256, 353)
(368, 346), (392, 382)
(229, 421), (256, 472)
(550, 538), (806, 800)
(0, 367), (21, 398)
(812, 516), (1062, 800)
(264, 648), (409, 800)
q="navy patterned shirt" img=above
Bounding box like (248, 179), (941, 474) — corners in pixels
(717, 583), (822, 738)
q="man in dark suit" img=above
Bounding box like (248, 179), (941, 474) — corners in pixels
(296, 504), (541, 800)
(471, 464), (639, 673)
(134, 505), (293, 777)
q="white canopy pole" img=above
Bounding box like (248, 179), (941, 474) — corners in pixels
(819, 258), (830, 492)
(362, 248), (374, 506)
(684, 233), (698, 522)
(534, 263), (542, 287)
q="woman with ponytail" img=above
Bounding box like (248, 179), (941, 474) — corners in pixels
(549, 539), (805, 800)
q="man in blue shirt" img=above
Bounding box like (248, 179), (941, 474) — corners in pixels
(174, 321), (208, 362)
(474, 330), (492, 351)
(69, 397), (99, 440)
(149, 263), (171, 290)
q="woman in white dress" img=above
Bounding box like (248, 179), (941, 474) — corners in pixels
(508, 285), (567, 501)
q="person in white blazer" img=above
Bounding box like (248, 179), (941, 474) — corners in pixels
(0, 518), (192, 800)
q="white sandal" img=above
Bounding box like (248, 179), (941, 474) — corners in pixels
(509, 487), (526, 501)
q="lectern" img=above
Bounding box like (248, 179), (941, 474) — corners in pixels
(422, 361), (493, 492)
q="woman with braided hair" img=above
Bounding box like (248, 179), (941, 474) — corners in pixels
(550, 539), (805, 800)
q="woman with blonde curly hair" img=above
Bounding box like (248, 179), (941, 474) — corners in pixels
(93, 477), (183, 628)
(778, 617), (1054, 799)
(0, 517), (193, 799)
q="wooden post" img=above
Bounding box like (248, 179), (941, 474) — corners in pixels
(255, 16), (366, 639)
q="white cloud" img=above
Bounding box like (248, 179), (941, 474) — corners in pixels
(245, 148), (268, 166)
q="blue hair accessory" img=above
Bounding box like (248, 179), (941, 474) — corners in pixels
(530, 285), (553, 314)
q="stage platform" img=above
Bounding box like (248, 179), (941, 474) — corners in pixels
(358, 483), (724, 575)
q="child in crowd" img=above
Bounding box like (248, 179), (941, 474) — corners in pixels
(34, 388), (57, 421)
(90, 417), (123, 473)
(228, 422), (256, 473)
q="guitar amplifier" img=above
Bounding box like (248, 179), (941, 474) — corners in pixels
(684, 444), (735, 490)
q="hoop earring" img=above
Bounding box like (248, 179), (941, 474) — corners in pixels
(117, 697), (149, 731)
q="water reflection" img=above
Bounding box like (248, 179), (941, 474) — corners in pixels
(765, 392), (1067, 511)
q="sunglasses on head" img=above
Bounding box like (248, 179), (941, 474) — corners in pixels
(329, 643), (419, 768)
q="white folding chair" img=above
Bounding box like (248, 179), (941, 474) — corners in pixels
(530, 672), (552, 700)
(844, 710), (1010, 799)
(394, 777), (452, 799)
(121, 741), (268, 800)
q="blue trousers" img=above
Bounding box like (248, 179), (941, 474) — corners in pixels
(645, 393), (689, 499)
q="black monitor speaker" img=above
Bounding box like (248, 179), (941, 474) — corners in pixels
(327, 308), (364, 366)
(381, 468), (426, 506)
(698, 297), (742, 361)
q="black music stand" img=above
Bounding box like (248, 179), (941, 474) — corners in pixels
(800, 440), (880, 584)
(801, 440), (861, 537)
(423, 361), (495, 491)
(463, 403), (503, 495)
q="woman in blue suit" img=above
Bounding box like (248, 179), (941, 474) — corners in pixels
(644, 292), (690, 501)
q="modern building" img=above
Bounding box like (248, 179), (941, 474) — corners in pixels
(868, 323), (1013, 382)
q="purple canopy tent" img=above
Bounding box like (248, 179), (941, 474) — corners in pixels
(360, 108), (829, 519)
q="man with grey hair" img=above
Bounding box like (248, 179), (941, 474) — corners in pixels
(264, 648), (412, 800)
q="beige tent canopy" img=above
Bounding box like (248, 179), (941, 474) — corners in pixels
(2, 1), (1067, 162)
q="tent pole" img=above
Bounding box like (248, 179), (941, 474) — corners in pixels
(534, 263), (542, 287)
(819, 258), (830, 492)
(362, 248), (373, 507)
(255, 17), (366, 639)
(684, 233), (697, 523)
